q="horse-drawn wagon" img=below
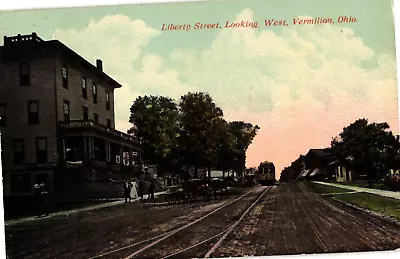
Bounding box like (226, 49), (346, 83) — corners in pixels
(165, 178), (231, 203)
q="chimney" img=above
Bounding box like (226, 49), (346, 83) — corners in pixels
(96, 59), (103, 72)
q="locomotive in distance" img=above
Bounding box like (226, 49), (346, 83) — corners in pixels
(256, 161), (276, 186)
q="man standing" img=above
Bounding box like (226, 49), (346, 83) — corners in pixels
(149, 180), (155, 199)
(33, 183), (42, 217)
(138, 180), (144, 200)
(40, 183), (50, 217)
(123, 181), (132, 202)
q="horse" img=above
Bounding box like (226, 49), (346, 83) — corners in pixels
(182, 179), (212, 201)
(209, 178), (229, 200)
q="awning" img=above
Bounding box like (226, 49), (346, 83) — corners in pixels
(327, 160), (339, 167)
(300, 169), (311, 177)
(309, 168), (325, 177)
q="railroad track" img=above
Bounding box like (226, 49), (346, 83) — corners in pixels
(89, 185), (271, 259)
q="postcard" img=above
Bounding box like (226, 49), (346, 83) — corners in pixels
(0, 0), (400, 258)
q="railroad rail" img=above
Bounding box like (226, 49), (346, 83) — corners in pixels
(89, 186), (271, 258)
(161, 186), (271, 259)
(89, 187), (262, 259)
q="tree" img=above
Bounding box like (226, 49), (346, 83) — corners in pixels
(178, 92), (224, 178)
(214, 119), (236, 175)
(228, 121), (260, 181)
(128, 95), (179, 176)
(290, 155), (305, 180)
(330, 118), (399, 186)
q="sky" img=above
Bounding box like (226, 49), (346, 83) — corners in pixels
(0, 0), (398, 177)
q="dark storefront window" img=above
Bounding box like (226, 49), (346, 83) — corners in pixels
(11, 174), (31, 194)
(65, 136), (85, 161)
(93, 138), (106, 161)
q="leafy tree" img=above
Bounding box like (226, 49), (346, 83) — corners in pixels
(228, 121), (260, 180)
(128, 95), (179, 176)
(178, 92), (224, 178)
(331, 118), (399, 186)
(214, 119), (236, 175)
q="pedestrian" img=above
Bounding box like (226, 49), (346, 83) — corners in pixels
(149, 180), (155, 199)
(33, 183), (42, 217)
(138, 180), (144, 200)
(123, 180), (132, 202)
(130, 179), (138, 200)
(40, 183), (50, 217)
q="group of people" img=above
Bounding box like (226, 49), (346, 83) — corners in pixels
(33, 182), (50, 217)
(123, 179), (156, 202)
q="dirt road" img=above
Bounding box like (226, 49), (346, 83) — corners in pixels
(4, 188), (253, 259)
(5, 183), (400, 258)
(212, 183), (400, 257)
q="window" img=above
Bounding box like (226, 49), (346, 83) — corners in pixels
(36, 137), (47, 164)
(27, 100), (39, 124)
(13, 139), (24, 165)
(93, 113), (99, 124)
(81, 78), (87, 99)
(62, 65), (68, 89)
(19, 63), (30, 86)
(92, 83), (97, 104)
(82, 106), (88, 121)
(107, 119), (111, 128)
(11, 173), (31, 194)
(106, 92), (110, 110)
(0, 103), (5, 126)
(63, 100), (70, 122)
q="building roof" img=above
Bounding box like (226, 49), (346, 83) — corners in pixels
(308, 148), (330, 157)
(1, 32), (121, 88)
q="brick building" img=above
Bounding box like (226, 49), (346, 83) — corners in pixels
(0, 33), (142, 203)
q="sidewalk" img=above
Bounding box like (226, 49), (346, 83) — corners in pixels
(5, 191), (166, 227)
(313, 181), (400, 200)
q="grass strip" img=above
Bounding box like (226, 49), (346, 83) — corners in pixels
(332, 192), (400, 220)
(304, 181), (351, 194)
(305, 181), (400, 220)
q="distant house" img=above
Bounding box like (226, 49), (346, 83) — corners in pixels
(326, 161), (353, 183)
(280, 167), (295, 182)
(303, 148), (333, 181)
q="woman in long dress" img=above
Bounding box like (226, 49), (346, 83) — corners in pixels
(130, 180), (138, 200)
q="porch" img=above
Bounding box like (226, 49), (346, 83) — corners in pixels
(58, 120), (143, 199)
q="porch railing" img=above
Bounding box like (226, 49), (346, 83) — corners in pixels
(59, 119), (139, 144)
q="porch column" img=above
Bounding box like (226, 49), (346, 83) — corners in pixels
(83, 136), (88, 159)
(119, 145), (123, 164)
(62, 138), (66, 160)
(106, 141), (111, 162)
(129, 148), (132, 167)
(88, 137), (94, 159)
